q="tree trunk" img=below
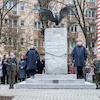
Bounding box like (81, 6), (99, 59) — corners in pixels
(86, 37), (95, 63)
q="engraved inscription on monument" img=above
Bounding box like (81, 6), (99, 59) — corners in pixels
(45, 28), (68, 74)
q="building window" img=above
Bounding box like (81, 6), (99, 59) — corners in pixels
(21, 38), (25, 45)
(13, 39), (17, 50)
(21, 20), (25, 28)
(8, 37), (12, 45)
(70, 41), (77, 48)
(89, 42), (95, 48)
(6, 1), (12, 9)
(86, 10), (95, 18)
(4, 19), (9, 27)
(70, 25), (78, 32)
(85, 0), (95, 2)
(4, 19), (8, 24)
(74, 9), (78, 14)
(34, 4), (40, 12)
(67, 0), (73, 4)
(92, 11), (95, 17)
(9, 19), (13, 27)
(13, 20), (17, 27)
(4, 37), (8, 45)
(34, 22), (42, 30)
(4, 37), (12, 45)
(20, 2), (25, 10)
(5, 1), (17, 10)
(13, 1), (17, 10)
(87, 26), (95, 33)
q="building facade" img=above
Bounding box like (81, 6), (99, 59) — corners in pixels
(0, 0), (44, 57)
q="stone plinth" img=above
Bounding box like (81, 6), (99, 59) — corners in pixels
(15, 74), (96, 89)
(45, 28), (67, 74)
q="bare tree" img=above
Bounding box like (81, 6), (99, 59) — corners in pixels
(38, 0), (54, 32)
(48, 0), (97, 60)
(0, 0), (23, 40)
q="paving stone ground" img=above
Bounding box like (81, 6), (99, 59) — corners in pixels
(0, 85), (100, 100)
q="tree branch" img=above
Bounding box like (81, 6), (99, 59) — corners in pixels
(2, 1), (22, 20)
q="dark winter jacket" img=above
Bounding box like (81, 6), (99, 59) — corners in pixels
(71, 45), (88, 67)
(18, 59), (26, 79)
(2, 58), (7, 76)
(4, 56), (17, 71)
(25, 48), (40, 71)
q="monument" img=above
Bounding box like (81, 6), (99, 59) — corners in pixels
(16, 7), (96, 89)
(40, 7), (70, 74)
(45, 28), (67, 74)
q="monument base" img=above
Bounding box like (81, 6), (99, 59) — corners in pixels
(15, 74), (96, 89)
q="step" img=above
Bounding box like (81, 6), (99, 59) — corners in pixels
(26, 78), (85, 84)
(34, 74), (76, 79)
(15, 74), (96, 89)
(15, 81), (96, 89)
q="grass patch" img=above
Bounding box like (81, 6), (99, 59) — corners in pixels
(0, 96), (14, 100)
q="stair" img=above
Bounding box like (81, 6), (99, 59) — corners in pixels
(15, 74), (96, 89)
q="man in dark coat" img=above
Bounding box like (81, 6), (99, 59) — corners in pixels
(71, 40), (88, 79)
(1, 54), (9, 84)
(25, 45), (40, 78)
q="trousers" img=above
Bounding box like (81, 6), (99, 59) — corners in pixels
(7, 69), (16, 85)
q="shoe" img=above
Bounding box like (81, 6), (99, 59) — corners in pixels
(11, 85), (14, 89)
(9, 85), (12, 89)
(9, 84), (14, 89)
(96, 85), (98, 89)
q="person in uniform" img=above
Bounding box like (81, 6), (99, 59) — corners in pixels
(92, 53), (100, 89)
(4, 51), (17, 89)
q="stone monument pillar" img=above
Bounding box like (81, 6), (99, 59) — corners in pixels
(45, 28), (68, 74)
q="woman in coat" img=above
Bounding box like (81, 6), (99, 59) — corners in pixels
(18, 55), (26, 82)
(0, 57), (3, 83)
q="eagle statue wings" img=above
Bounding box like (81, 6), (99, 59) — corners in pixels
(39, 6), (71, 26)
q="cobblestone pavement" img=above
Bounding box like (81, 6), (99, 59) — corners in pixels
(0, 85), (100, 100)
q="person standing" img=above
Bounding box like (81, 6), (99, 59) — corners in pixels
(37, 55), (45, 74)
(0, 57), (3, 84)
(25, 45), (40, 78)
(92, 53), (100, 89)
(4, 51), (17, 89)
(1, 54), (9, 84)
(71, 40), (88, 79)
(18, 55), (26, 82)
